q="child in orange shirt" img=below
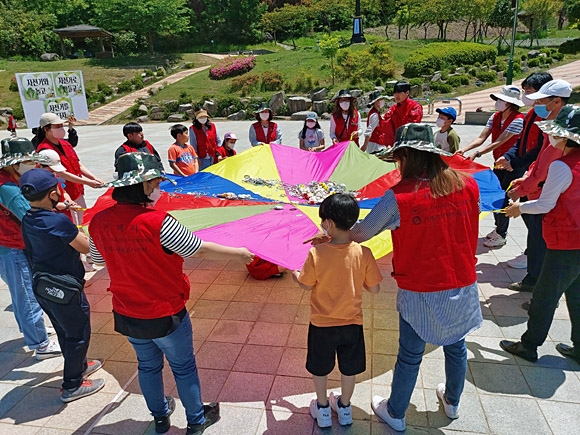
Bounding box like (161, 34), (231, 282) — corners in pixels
(293, 194), (383, 428)
(168, 124), (199, 176)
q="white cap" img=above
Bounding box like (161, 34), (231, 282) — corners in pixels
(38, 149), (66, 172)
(38, 112), (67, 128)
(526, 79), (573, 100)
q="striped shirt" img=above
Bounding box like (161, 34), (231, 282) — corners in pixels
(350, 188), (482, 346)
(486, 113), (524, 135)
(89, 215), (202, 263)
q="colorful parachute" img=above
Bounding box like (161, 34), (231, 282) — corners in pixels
(83, 142), (504, 270)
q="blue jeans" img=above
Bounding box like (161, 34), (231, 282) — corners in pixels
(0, 249), (49, 349)
(128, 314), (205, 425)
(387, 315), (467, 419)
(198, 157), (213, 171)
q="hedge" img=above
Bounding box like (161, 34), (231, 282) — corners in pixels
(403, 42), (497, 78)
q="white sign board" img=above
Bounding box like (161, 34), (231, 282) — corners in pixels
(15, 70), (89, 127)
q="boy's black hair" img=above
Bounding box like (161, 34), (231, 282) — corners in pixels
(522, 72), (553, 91)
(112, 183), (151, 205)
(319, 193), (360, 231)
(123, 122), (143, 138)
(394, 81), (411, 94)
(170, 124), (188, 139)
(21, 184), (57, 203)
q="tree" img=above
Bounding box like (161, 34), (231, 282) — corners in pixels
(260, 4), (311, 48)
(319, 35), (340, 85)
(376, 0), (400, 38)
(520, 0), (562, 47)
(489, 0), (516, 42)
(92, 0), (191, 53)
(564, 0), (580, 26)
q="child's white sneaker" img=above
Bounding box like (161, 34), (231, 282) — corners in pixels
(309, 398), (331, 428)
(329, 392), (352, 425)
(436, 383), (460, 419)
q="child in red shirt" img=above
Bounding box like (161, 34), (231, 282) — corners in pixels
(215, 132), (238, 163)
(168, 124), (199, 176)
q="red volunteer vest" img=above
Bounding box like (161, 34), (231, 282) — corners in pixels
(37, 138), (84, 200)
(214, 146), (236, 163)
(542, 150), (580, 250)
(0, 170), (25, 250)
(89, 204), (190, 319)
(384, 98), (424, 147)
(391, 176), (480, 292)
(252, 121), (278, 144)
(491, 110), (524, 160)
(519, 108), (543, 156)
(332, 111), (360, 145)
(191, 124), (218, 159)
(121, 140), (155, 155)
(367, 107), (386, 146)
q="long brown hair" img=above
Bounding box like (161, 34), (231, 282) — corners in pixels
(393, 147), (466, 198)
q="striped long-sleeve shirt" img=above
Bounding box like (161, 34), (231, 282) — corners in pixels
(350, 189), (482, 346)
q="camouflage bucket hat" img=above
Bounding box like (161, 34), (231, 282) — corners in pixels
(535, 104), (580, 145)
(103, 152), (170, 188)
(0, 137), (50, 168)
(332, 89), (353, 101)
(367, 90), (390, 107)
(391, 123), (452, 157)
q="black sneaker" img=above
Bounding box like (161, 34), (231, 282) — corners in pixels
(186, 402), (220, 435)
(154, 396), (176, 434)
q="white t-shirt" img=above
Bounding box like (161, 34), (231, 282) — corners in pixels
(299, 128), (325, 149)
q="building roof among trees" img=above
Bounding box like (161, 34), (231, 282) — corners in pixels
(54, 25), (113, 39)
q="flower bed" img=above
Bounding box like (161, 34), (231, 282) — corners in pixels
(209, 56), (256, 80)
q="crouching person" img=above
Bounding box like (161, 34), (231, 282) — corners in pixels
(19, 169), (104, 402)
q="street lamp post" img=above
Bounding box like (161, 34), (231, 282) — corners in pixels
(506, 0), (519, 85)
(351, 0), (366, 44)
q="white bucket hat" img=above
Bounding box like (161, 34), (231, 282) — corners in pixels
(490, 85), (524, 107)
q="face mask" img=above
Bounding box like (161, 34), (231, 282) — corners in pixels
(18, 162), (36, 175)
(259, 112), (270, 121)
(49, 191), (59, 209)
(225, 140), (235, 150)
(495, 100), (508, 112)
(340, 101), (350, 111)
(321, 221), (329, 237)
(147, 187), (161, 206)
(436, 118), (445, 128)
(548, 135), (564, 147)
(534, 104), (551, 119)
(522, 95), (534, 106)
(306, 121), (316, 128)
(379, 100), (386, 109)
(52, 127), (66, 139)
(197, 117), (208, 125)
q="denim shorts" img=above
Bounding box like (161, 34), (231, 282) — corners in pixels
(306, 323), (366, 376)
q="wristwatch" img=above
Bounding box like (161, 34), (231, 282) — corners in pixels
(475, 151), (482, 158)
(64, 200), (70, 210)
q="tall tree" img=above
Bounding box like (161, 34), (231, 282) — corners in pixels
(199, 0), (267, 45)
(520, 0), (562, 47)
(261, 3), (312, 48)
(319, 35), (340, 85)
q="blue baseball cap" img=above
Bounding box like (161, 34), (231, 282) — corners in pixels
(436, 107), (457, 121)
(19, 168), (58, 195)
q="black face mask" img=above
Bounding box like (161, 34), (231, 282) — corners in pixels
(49, 192), (59, 209)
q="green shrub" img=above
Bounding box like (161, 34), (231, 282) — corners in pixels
(117, 80), (133, 93)
(431, 82), (453, 93)
(468, 68), (478, 77)
(178, 91), (190, 105)
(446, 75), (469, 87)
(552, 51), (565, 61)
(337, 42), (396, 83)
(544, 57), (553, 64)
(559, 38), (580, 54)
(230, 74), (259, 95)
(165, 100), (179, 113)
(217, 96), (243, 116)
(409, 77), (425, 87)
(261, 71), (284, 91)
(294, 70), (319, 92)
(97, 83), (114, 96)
(144, 69), (155, 77)
(97, 93), (106, 104)
(131, 75), (144, 90)
(130, 103), (146, 118)
(528, 58), (541, 67)
(520, 54), (527, 61)
(477, 70), (497, 82)
(12, 105), (24, 120)
(403, 42), (497, 78)
(156, 69), (165, 77)
(9, 77), (18, 92)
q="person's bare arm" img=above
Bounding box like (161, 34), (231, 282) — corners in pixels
(292, 270), (313, 291)
(69, 231), (89, 254)
(169, 161), (186, 177)
(364, 283), (380, 294)
(195, 241), (254, 263)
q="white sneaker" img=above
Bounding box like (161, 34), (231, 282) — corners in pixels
(36, 340), (62, 360)
(45, 325), (56, 336)
(486, 229), (499, 239)
(309, 398), (331, 428)
(436, 383), (460, 419)
(507, 253), (527, 269)
(371, 395), (406, 432)
(483, 234), (507, 248)
(329, 392), (352, 426)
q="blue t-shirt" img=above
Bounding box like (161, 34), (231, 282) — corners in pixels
(22, 209), (84, 280)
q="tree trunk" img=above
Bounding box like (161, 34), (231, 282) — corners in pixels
(147, 33), (154, 53)
(385, 24), (389, 39)
(464, 19), (472, 41)
(331, 57), (335, 86)
(405, 23), (409, 39)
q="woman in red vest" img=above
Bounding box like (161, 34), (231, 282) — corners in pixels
(501, 107), (580, 365)
(457, 86), (525, 248)
(189, 110), (220, 171)
(249, 104), (281, 147)
(307, 124), (482, 431)
(362, 90), (388, 153)
(89, 152), (253, 434)
(329, 89), (362, 145)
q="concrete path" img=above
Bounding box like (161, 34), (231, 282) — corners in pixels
(1, 124), (579, 434)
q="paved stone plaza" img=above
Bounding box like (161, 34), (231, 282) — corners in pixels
(0, 123), (578, 434)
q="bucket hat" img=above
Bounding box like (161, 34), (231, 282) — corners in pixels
(0, 137), (50, 168)
(253, 103), (273, 115)
(367, 90), (390, 107)
(535, 104), (580, 145)
(392, 123), (452, 156)
(331, 89), (353, 101)
(490, 85), (524, 107)
(195, 110), (210, 120)
(102, 152), (171, 188)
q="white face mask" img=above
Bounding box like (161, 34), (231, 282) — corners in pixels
(495, 100), (509, 112)
(52, 127), (66, 139)
(259, 112), (270, 121)
(18, 162), (36, 175)
(522, 95), (534, 106)
(340, 101), (350, 111)
(147, 187), (161, 206)
(321, 221), (329, 237)
(378, 100), (386, 109)
(197, 117), (208, 125)
(436, 118), (445, 128)
(306, 120), (316, 128)
(548, 135), (564, 147)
